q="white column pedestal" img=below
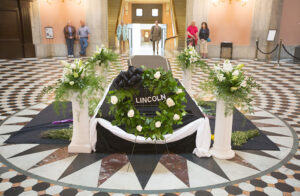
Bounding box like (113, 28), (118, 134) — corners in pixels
(68, 93), (92, 153)
(183, 68), (192, 94)
(210, 100), (235, 159)
(95, 65), (106, 76)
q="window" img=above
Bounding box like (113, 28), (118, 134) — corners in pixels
(136, 8), (143, 16)
(152, 9), (158, 17)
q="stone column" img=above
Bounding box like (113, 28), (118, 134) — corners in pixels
(186, 0), (209, 53)
(186, 0), (209, 28)
(29, 0), (44, 57)
(85, 0), (108, 56)
(250, 0), (283, 61)
(267, 0), (283, 61)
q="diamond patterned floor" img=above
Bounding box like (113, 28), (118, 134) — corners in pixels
(0, 56), (299, 196)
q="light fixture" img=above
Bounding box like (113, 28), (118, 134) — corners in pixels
(212, 0), (248, 6)
(47, 0), (81, 4)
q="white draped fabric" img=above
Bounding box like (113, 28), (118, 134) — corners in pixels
(90, 83), (212, 158)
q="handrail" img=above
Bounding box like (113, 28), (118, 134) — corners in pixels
(171, 0), (179, 37)
(115, 0), (124, 33)
(165, 35), (178, 44)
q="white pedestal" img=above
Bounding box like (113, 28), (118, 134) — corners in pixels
(183, 68), (192, 94)
(210, 100), (235, 159)
(68, 93), (92, 153)
(95, 65), (106, 75)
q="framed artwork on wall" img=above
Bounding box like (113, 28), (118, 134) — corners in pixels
(45, 27), (54, 39)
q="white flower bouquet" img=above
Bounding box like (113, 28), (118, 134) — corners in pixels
(200, 60), (260, 115)
(87, 45), (118, 68)
(176, 46), (205, 69)
(42, 59), (103, 112)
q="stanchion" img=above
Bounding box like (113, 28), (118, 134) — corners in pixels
(255, 39), (259, 61)
(256, 39), (279, 64)
(276, 39), (283, 66)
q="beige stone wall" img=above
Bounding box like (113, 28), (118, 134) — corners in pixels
(85, 0), (108, 54)
(30, 0), (107, 58)
(186, 0), (286, 60)
(30, 0), (294, 60)
(279, 0), (300, 46)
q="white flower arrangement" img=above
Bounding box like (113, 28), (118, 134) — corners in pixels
(200, 60), (260, 115)
(136, 125), (143, 132)
(87, 45), (118, 68)
(166, 98), (175, 107)
(240, 80), (247, 87)
(222, 60), (233, 73)
(173, 114), (180, 121)
(155, 121), (161, 128)
(177, 46), (205, 70)
(111, 96), (118, 105)
(176, 88), (183, 94)
(41, 59), (103, 113)
(154, 71), (161, 79)
(127, 109), (135, 118)
(60, 59), (86, 87)
(216, 73), (225, 82)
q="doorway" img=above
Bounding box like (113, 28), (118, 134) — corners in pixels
(128, 23), (167, 55)
(107, 0), (187, 55)
(0, 0), (35, 59)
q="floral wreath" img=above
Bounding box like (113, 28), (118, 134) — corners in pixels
(108, 66), (187, 140)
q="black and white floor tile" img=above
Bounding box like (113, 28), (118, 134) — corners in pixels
(0, 56), (299, 195)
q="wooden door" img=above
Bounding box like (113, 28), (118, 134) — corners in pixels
(0, 0), (35, 59)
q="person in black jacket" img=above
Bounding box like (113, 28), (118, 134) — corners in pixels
(199, 22), (209, 58)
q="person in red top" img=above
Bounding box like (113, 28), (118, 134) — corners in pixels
(187, 21), (198, 47)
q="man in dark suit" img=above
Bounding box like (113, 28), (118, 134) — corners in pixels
(150, 20), (162, 55)
(64, 21), (76, 58)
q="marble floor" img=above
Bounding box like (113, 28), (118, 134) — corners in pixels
(0, 56), (299, 196)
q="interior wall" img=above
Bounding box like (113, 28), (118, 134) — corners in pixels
(131, 4), (162, 23)
(187, 0), (282, 60)
(38, 0), (86, 44)
(162, 3), (173, 38)
(121, 2), (173, 38)
(123, 2), (132, 24)
(33, 0), (108, 57)
(207, 1), (255, 46)
(279, 0), (300, 46)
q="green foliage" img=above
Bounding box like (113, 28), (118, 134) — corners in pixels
(199, 60), (260, 115)
(89, 97), (102, 117)
(87, 45), (118, 69)
(231, 129), (260, 146)
(108, 68), (187, 140)
(176, 46), (207, 70)
(41, 128), (73, 141)
(197, 100), (216, 116)
(41, 59), (104, 114)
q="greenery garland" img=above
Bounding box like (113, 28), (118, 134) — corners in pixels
(108, 68), (187, 140)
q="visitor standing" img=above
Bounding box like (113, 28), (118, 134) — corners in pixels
(150, 20), (162, 55)
(199, 22), (210, 58)
(187, 21), (198, 47)
(117, 21), (128, 54)
(63, 21), (76, 58)
(77, 20), (90, 57)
